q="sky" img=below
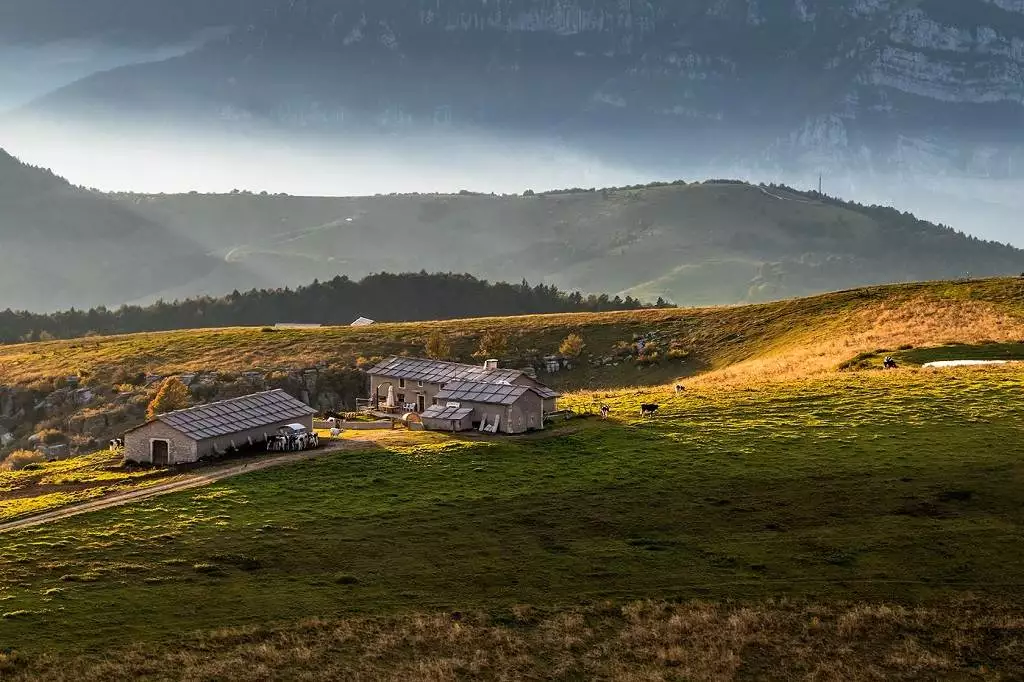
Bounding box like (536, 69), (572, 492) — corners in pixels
(0, 117), (656, 196)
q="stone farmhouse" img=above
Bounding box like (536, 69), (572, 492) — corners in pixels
(365, 356), (559, 434)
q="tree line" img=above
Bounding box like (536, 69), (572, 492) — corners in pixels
(0, 272), (668, 344)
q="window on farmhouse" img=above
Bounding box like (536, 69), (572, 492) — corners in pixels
(399, 378), (406, 388)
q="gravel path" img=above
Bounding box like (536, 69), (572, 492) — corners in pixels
(0, 441), (368, 535)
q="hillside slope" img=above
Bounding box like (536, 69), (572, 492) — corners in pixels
(0, 149), (217, 311)
(5, 278), (1024, 389)
(117, 182), (1024, 306)
(4, 277), (1024, 465)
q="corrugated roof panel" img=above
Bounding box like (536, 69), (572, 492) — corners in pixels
(434, 381), (536, 406)
(421, 405), (474, 421)
(366, 356), (525, 385)
(151, 389), (316, 441)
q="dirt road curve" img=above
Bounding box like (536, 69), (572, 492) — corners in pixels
(0, 442), (367, 535)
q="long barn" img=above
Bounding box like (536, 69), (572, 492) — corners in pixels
(124, 389), (316, 466)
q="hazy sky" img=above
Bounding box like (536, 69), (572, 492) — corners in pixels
(0, 118), (657, 196)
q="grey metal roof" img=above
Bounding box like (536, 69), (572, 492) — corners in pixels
(152, 389), (316, 441)
(366, 356), (524, 385)
(420, 405), (474, 421)
(434, 381), (539, 406)
(530, 384), (560, 399)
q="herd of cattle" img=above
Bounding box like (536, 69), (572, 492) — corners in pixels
(267, 428), (320, 452)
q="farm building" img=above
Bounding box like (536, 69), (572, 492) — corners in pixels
(123, 389), (316, 466)
(366, 356), (559, 433)
(433, 381), (547, 434)
(419, 404), (474, 432)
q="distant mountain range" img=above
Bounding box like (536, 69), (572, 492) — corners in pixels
(2, 2), (1024, 311)
(2, 145), (1022, 312)
(4, 0), (1024, 181)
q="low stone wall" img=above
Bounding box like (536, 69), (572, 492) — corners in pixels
(342, 420), (394, 431)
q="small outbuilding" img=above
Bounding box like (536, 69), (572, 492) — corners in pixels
(432, 381), (547, 434)
(123, 389), (316, 466)
(351, 317), (375, 327)
(420, 404), (474, 432)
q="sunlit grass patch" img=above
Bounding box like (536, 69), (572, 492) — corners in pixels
(0, 490), (106, 523)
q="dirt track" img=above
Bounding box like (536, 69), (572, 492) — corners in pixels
(0, 441), (368, 535)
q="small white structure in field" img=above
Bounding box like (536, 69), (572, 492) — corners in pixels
(351, 317), (375, 327)
(923, 360), (1016, 368)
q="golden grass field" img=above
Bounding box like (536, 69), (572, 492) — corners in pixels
(2, 278), (1023, 390)
(5, 597), (1019, 681)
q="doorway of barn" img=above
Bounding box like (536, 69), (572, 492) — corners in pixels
(418, 395), (426, 412)
(152, 440), (169, 466)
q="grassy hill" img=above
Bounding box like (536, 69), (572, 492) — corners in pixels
(3, 278), (1024, 678)
(4, 277), (1024, 389)
(1, 369), (1023, 678)
(113, 181), (1024, 307)
(0, 148), (217, 312)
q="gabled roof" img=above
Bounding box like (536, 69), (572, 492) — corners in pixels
(434, 381), (542, 406)
(127, 389), (315, 441)
(420, 405), (474, 421)
(366, 356), (524, 385)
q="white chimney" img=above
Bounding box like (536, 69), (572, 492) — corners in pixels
(483, 359), (499, 370)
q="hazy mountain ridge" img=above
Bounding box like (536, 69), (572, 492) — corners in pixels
(0, 149), (218, 312)
(11, 0), (1024, 179)
(111, 181), (1024, 308)
(3, 138), (1020, 312)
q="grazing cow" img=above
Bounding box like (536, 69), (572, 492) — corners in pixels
(600, 405), (610, 419)
(640, 403), (660, 417)
(675, 384), (685, 393)
(883, 356), (897, 370)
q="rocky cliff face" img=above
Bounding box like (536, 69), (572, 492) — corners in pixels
(23, 0), (1020, 179)
(145, 0), (1012, 177)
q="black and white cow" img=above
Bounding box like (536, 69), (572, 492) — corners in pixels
(640, 403), (660, 417)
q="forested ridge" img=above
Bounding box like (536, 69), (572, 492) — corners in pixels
(0, 272), (658, 344)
